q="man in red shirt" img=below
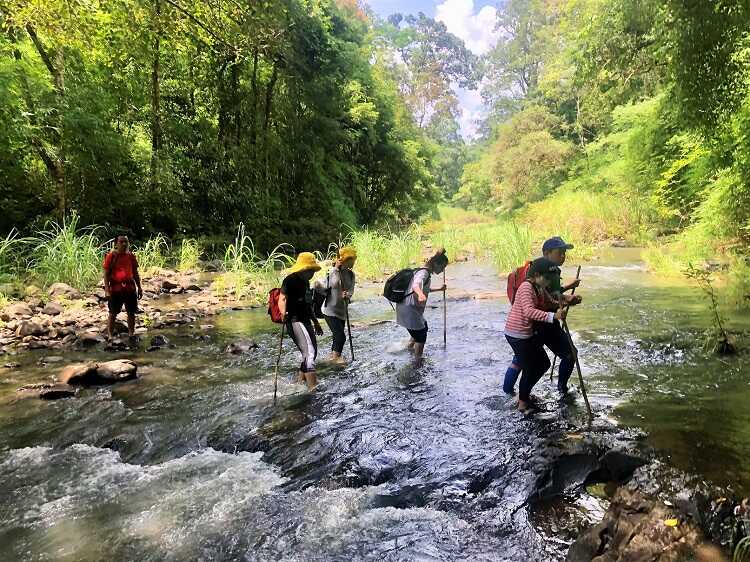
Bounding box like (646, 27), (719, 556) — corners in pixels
(103, 235), (143, 341)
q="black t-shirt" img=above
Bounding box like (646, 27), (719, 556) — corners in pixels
(281, 272), (313, 322)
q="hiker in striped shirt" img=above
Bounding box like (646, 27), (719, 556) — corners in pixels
(504, 257), (569, 414)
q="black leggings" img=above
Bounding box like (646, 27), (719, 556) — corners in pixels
(505, 334), (550, 402)
(324, 315), (346, 354)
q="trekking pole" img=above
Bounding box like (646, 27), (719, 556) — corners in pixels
(442, 270), (447, 348)
(273, 322), (285, 406)
(345, 299), (354, 361)
(562, 316), (593, 426)
(551, 265), (581, 381)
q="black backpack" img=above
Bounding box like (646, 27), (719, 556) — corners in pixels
(383, 268), (428, 303)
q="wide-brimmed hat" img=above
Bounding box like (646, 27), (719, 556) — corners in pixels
(286, 252), (322, 274)
(338, 246), (357, 262)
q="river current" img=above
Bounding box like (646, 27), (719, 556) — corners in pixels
(0, 250), (748, 561)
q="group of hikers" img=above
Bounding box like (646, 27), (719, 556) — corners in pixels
(102, 233), (582, 413)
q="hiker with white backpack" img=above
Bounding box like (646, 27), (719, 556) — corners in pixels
(384, 248), (448, 360)
(314, 246), (357, 364)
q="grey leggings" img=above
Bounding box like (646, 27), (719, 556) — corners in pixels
(287, 318), (317, 373)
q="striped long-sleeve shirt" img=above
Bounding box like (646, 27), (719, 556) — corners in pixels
(504, 281), (555, 339)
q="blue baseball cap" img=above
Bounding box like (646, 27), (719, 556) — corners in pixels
(542, 236), (574, 253)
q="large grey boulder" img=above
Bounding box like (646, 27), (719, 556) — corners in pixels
(48, 283), (81, 300)
(96, 359), (138, 383)
(58, 362), (99, 385)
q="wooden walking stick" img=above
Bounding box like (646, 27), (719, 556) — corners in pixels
(551, 265), (581, 381)
(273, 322), (285, 406)
(345, 299), (354, 361)
(442, 269), (447, 348)
(562, 315), (593, 426)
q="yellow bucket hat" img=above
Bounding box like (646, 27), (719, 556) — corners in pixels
(286, 252), (322, 274)
(338, 246), (357, 262)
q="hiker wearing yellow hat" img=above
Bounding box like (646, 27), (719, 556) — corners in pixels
(278, 252), (324, 390)
(314, 246), (357, 364)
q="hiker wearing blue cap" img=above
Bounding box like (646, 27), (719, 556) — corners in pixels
(504, 236), (582, 396)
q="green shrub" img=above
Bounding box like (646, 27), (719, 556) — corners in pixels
(177, 238), (201, 273)
(27, 214), (104, 291)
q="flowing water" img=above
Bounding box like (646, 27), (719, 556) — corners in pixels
(0, 249), (748, 561)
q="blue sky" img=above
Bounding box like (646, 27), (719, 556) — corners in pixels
(364, 1), (500, 138)
(366, 0), (497, 18)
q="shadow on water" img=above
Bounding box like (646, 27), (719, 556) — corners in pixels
(0, 251), (748, 560)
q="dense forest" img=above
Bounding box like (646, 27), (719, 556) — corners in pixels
(0, 0), (473, 250)
(455, 0), (750, 270)
(2, 0), (750, 268)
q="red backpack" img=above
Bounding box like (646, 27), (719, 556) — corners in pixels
(506, 261), (531, 304)
(267, 288), (284, 323)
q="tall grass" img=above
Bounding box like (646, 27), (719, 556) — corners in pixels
(27, 214), (104, 291)
(521, 189), (640, 247)
(214, 223), (293, 302)
(0, 229), (22, 282)
(349, 227), (422, 279)
(135, 233), (170, 274)
(177, 238), (201, 273)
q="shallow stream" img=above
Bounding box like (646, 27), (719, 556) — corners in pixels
(0, 249), (748, 561)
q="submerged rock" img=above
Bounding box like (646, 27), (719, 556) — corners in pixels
(150, 334), (169, 347)
(17, 382), (79, 400)
(225, 339), (258, 355)
(58, 360), (137, 385)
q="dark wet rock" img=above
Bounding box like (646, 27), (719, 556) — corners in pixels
(48, 283), (80, 300)
(4, 302), (33, 318)
(59, 362), (99, 385)
(96, 359), (137, 382)
(3, 362), (20, 369)
(566, 487), (717, 562)
(146, 345), (161, 352)
(17, 382), (79, 400)
(16, 320), (46, 337)
(181, 281), (201, 292)
(225, 339), (258, 354)
(77, 331), (105, 347)
(533, 449), (647, 503)
(38, 355), (64, 365)
(42, 302), (64, 316)
(150, 334), (169, 347)
(104, 339), (129, 352)
(40, 384), (79, 400)
(161, 279), (180, 291)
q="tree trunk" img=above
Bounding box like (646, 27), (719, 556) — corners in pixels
(262, 61), (279, 178)
(26, 24), (66, 217)
(250, 48), (259, 153)
(151, 0), (162, 189)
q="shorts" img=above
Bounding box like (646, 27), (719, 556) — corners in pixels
(407, 321), (428, 344)
(108, 291), (138, 315)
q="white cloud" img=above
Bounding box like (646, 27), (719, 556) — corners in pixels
(435, 1), (497, 139)
(456, 86), (484, 139)
(435, 0), (498, 55)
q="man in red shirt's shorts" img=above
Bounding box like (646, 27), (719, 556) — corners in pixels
(103, 235), (143, 341)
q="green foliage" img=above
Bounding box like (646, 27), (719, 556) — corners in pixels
(27, 214), (103, 291)
(177, 239), (201, 273)
(683, 263), (736, 355)
(348, 228), (422, 280)
(136, 234), (170, 275)
(215, 223), (293, 302)
(0, 0), (443, 249)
